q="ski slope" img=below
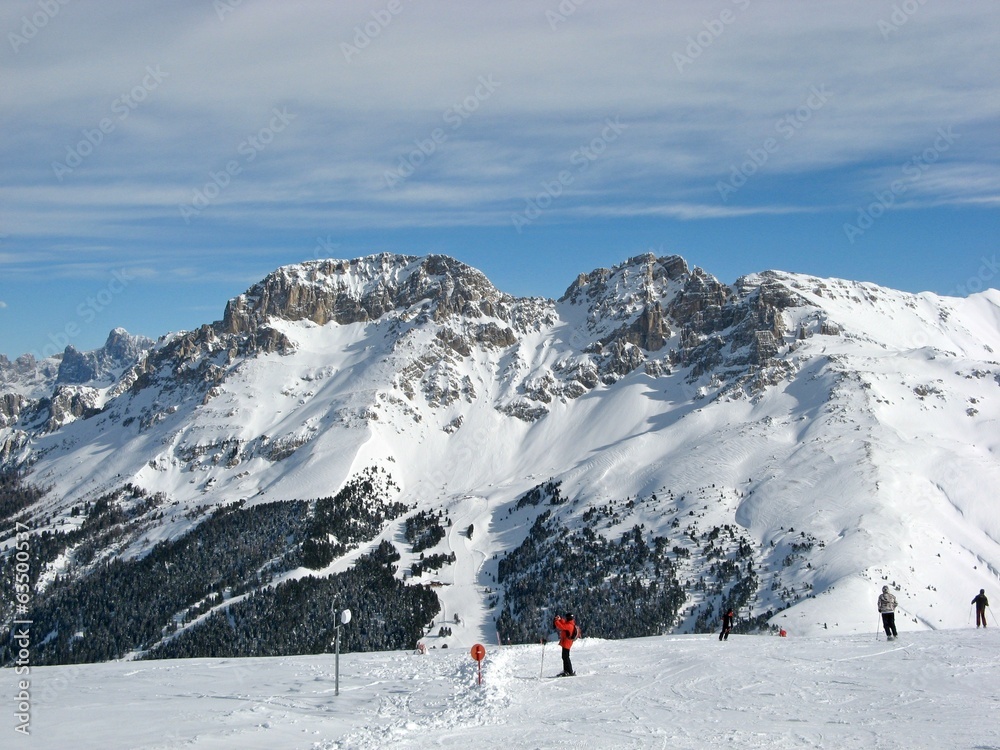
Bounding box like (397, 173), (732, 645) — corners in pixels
(7, 627), (999, 749)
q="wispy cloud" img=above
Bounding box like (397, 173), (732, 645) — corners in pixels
(0, 0), (996, 358)
(573, 203), (816, 221)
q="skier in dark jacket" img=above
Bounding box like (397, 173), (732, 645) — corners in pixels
(878, 586), (898, 640)
(972, 589), (989, 628)
(553, 613), (579, 676)
(719, 608), (735, 641)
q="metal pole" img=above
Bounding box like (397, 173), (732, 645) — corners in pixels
(335, 624), (341, 696)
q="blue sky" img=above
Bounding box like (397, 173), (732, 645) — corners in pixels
(1, 0), (998, 359)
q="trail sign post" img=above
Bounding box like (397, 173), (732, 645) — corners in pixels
(471, 643), (486, 685)
(334, 608), (352, 696)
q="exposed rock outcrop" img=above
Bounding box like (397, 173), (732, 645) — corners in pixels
(221, 254), (527, 337)
(0, 393), (25, 429)
(43, 385), (101, 432)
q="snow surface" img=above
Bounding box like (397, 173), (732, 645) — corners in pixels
(6, 627), (999, 749)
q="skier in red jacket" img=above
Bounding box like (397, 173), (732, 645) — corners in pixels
(552, 613), (579, 676)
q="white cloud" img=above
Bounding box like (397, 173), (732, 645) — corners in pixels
(575, 203), (814, 221)
(1, 0), (997, 241)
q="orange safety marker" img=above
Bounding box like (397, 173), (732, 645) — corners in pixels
(470, 643), (486, 685)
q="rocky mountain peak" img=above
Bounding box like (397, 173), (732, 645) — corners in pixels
(220, 253), (519, 339)
(559, 254), (701, 356)
(559, 253), (689, 306)
(56, 328), (153, 385)
(0, 353), (60, 398)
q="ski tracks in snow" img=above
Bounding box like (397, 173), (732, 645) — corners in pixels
(438, 494), (494, 646)
(328, 646), (518, 749)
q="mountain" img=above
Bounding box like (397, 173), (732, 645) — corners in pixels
(2, 252), (999, 665)
(0, 327), (153, 454)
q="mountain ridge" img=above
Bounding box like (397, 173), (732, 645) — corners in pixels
(2, 252), (999, 664)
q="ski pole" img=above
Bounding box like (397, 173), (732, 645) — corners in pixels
(968, 606), (973, 626)
(539, 638), (546, 680)
(875, 618), (880, 641)
(990, 606), (998, 628)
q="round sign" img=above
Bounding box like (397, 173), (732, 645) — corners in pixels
(340, 609), (352, 625)
(470, 643), (486, 662)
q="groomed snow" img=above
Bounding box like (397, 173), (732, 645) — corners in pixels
(7, 626), (999, 749)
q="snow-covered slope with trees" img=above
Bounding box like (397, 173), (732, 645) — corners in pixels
(2, 253), (999, 665)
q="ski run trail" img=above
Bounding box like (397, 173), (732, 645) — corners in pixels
(7, 627), (999, 749)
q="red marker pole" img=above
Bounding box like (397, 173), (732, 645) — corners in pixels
(470, 643), (486, 686)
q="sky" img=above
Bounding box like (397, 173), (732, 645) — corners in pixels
(1, 0), (998, 360)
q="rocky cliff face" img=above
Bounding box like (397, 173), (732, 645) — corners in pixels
(0, 393), (25, 429)
(547, 253), (802, 402)
(561, 254), (687, 354)
(220, 254), (535, 339)
(43, 385), (102, 432)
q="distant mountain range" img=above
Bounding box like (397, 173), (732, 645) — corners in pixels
(2, 253), (999, 665)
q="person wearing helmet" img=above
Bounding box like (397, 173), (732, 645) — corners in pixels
(877, 585), (898, 640)
(552, 612), (579, 676)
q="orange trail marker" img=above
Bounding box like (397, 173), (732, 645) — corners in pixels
(471, 643), (486, 685)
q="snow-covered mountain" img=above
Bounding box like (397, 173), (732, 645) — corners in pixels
(2, 253), (999, 664)
(0, 327), (153, 439)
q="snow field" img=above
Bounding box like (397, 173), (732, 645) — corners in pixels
(7, 627), (1000, 749)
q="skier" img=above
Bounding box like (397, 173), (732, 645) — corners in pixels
(552, 612), (579, 676)
(719, 607), (735, 641)
(972, 589), (989, 628)
(878, 585), (899, 640)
